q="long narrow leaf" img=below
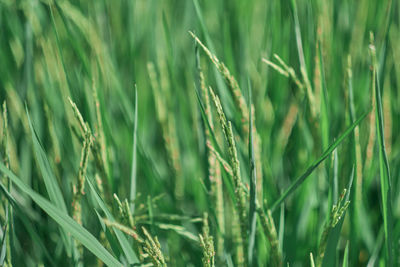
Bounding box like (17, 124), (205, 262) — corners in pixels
(130, 85), (138, 212)
(0, 219), (6, 265)
(0, 163), (122, 267)
(192, 0), (228, 101)
(0, 183), (57, 266)
(270, 110), (369, 212)
(318, 40), (329, 150)
(247, 79), (257, 265)
(194, 86), (236, 202)
(27, 111), (67, 213)
(321, 168), (354, 267)
(343, 242), (349, 267)
(26, 110), (72, 255)
(87, 177), (139, 264)
(372, 41), (394, 266)
(194, 85), (224, 156)
(94, 210), (121, 259)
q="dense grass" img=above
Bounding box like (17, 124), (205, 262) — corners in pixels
(0, 0), (399, 266)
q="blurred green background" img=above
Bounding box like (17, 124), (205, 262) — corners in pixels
(0, 0), (399, 266)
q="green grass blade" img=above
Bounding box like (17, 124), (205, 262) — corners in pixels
(0, 163), (122, 267)
(192, 0), (232, 112)
(194, 86), (224, 156)
(247, 79), (257, 265)
(367, 227), (384, 267)
(347, 55), (369, 262)
(0, 183), (57, 266)
(248, 79), (257, 266)
(194, 84), (237, 203)
(290, 0), (305, 69)
(26, 110), (72, 255)
(48, 1), (73, 95)
(332, 149), (338, 206)
(0, 220), (6, 265)
(193, 40), (225, 158)
(27, 111), (67, 213)
(270, 110), (369, 212)
(318, 40), (329, 149)
(194, 85), (235, 202)
(94, 210), (121, 260)
(156, 223), (199, 243)
(321, 168), (353, 267)
(192, 0), (214, 54)
(130, 85), (138, 212)
(310, 253), (315, 267)
(278, 203), (285, 252)
(371, 41), (394, 266)
(87, 177), (139, 264)
(290, 0), (315, 116)
(343, 242), (349, 267)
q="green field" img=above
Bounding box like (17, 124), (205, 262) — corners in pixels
(0, 0), (399, 266)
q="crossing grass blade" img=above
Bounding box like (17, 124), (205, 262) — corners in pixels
(269, 110), (369, 212)
(87, 177), (139, 264)
(0, 183), (57, 266)
(27, 111), (68, 213)
(94, 210), (121, 260)
(0, 163), (122, 267)
(26, 110), (73, 255)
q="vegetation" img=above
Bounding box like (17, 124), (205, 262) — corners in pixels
(0, 0), (399, 266)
